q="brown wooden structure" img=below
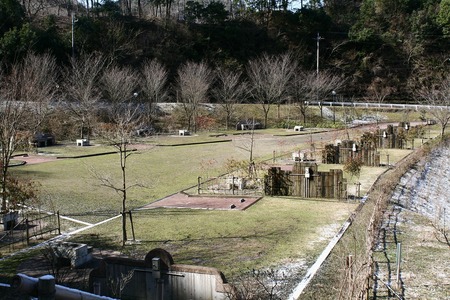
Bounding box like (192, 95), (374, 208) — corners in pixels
(321, 122), (423, 167)
(322, 139), (380, 167)
(265, 162), (347, 200)
(376, 122), (427, 149)
(377, 124), (406, 149)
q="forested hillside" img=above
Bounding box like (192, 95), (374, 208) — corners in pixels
(0, 0), (448, 100)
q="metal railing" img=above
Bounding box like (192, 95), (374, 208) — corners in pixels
(306, 101), (450, 110)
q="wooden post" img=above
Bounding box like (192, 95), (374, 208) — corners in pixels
(333, 169), (339, 199)
(273, 150), (276, 163)
(346, 254), (353, 280)
(338, 181), (342, 201)
(57, 211), (61, 235)
(197, 176), (201, 195)
(26, 219), (30, 246)
(304, 175), (309, 198)
(129, 211), (135, 241)
(346, 254), (353, 294)
(396, 242), (402, 287)
(232, 177), (235, 195)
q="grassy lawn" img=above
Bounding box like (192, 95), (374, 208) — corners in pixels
(5, 114), (429, 282)
(320, 164), (388, 196)
(72, 197), (357, 277)
(11, 130), (385, 217)
(36, 143), (117, 156)
(6, 130), (363, 278)
(11, 142), (245, 220)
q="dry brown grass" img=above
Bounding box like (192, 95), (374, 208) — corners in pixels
(301, 140), (434, 299)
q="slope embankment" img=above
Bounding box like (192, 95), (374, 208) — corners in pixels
(301, 139), (449, 299)
(372, 141), (450, 299)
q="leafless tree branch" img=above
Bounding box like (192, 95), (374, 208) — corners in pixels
(63, 53), (106, 140)
(247, 52), (297, 128)
(177, 61), (212, 133)
(141, 59), (169, 126)
(212, 68), (248, 130)
(417, 74), (450, 139)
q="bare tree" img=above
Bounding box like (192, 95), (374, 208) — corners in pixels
(97, 64), (141, 246)
(141, 59), (169, 127)
(0, 53), (57, 212)
(227, 268), (290, 300)
(108, 269), (135, 298)
(418, 75), (450, 139)
(432, 206), (449, 248)
(366, 78), (394, 104)
(212, 68), (248, 130)
(290, 70), (310, 124)
(290, 69), (345, 124)
(247, 53), (297, 128)
(365, 77), (395, 123)
(20, 53), (59, 137)
(41, 245), (76, 284)
(177, 61), (212, 133)
(63, 54), (105, 141)
(233, 119), (258, 177)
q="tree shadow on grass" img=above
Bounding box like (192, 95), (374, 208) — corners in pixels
(68, 234), (122, 253)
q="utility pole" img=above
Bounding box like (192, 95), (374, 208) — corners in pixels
(314, 33), (324, 110)
(315, 32), (324, 78)
(71, 12), (78, 61)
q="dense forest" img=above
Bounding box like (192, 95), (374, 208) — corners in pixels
(0, 0), (449, 101)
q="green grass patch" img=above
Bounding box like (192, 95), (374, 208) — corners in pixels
(6, 124), (419, 283)
(36, 143), (116, 157)
(71, 197), (357, 277)
(0, 249), (42, 281)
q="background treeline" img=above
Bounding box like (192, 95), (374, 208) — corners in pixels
(0, 0), (449, 101)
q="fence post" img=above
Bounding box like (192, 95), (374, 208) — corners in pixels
(57, 211), (61, 235)
(396, 242), (402, 289)
(129, 210), (135, 241)
(26, 219), (30, 246)
(346, 254), (353, 293)
(232, 177), (235, 195)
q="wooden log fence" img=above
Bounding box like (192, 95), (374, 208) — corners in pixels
(0, 212), (60, 251)
(265, 162), (347, 200)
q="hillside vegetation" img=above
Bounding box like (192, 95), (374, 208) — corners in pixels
(0, 0), (448, 99)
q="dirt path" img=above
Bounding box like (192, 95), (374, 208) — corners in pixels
(12, 154), (58, 165)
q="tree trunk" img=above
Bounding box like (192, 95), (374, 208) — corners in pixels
(137, 0), (142, 18)
(1, 169), (7, 211)
(121, 146), (127, 246)
(263, 108), (269, 129)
